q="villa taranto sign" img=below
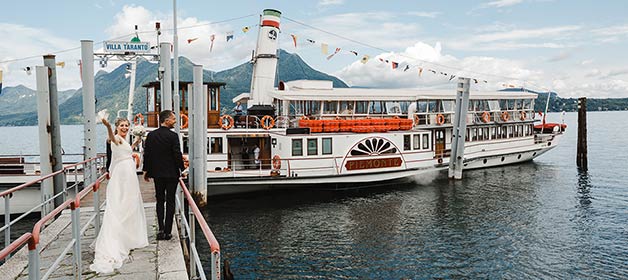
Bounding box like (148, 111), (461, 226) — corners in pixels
(345, 157), (403, 171)
(103, 41), (151, 53)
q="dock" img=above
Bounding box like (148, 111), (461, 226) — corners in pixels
(0, 175), (189, 279)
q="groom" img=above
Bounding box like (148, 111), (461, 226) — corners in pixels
(143, 110), (185, 240)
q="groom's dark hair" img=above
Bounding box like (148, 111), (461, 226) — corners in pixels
(159, 110), (174, 124)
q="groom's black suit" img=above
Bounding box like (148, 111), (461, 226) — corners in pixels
(143, 126), (184, 237)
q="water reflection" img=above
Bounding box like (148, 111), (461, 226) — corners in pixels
(576, 168), (592, 207)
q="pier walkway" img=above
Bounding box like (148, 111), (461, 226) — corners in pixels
(0, 175), (192, 279)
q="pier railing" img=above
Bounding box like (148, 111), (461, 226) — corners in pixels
(0, 155), (106, 255)
(176, 178), (221, 280)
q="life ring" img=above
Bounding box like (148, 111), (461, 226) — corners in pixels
(413, 114), (420, 125)
(501, 111), (510, 122)
(133, 113), (144, 125)
(180, 113), (189, 129)
(481, 111), (490, 123)
(260, 115), (275, 130)
(272, 155), (281, 170)
(435, 114), (445, 125)
(519, 111), (527, 121)
(219, 115), (234, 130)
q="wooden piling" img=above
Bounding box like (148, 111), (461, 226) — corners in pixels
(576, 97), (587, 170)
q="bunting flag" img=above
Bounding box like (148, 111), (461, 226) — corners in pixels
(502, 83), (516, 88)
(56, 61), (65, 68)
(78, 60), (82, 82)
(187, 38), (198, 44)
(449, 75), (456, 81)
(403, 65), (410, 72)
(226, 31), (234, 42)
(242, 26), (250, 33)
(391, 62), (399, 69)
(326, 47), (341, 60)
(24, 66), (32, 75)
(290, 34), (297, 48)
(0, 70), (3, 96)
(209, 34), (216, 52)
(306, 39), (316, 44)
(418, 67), (423, 76)
(378, 58), (384, 62)
(349, 50), (358, 56)
(473, 78), (478, 84)
(429, 69), (436, 74)
(360, 55), (370, 64)
(321, 43), (329, 55)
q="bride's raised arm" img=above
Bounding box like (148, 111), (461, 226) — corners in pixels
(102, 118), (121, 145)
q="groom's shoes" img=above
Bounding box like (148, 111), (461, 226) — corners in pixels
(157, 232), (172, 240)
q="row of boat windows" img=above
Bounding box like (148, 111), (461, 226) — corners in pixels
(292, 138), (333, 156)
(403, 133), (431, 151)
(465, 124), (534, 141)
(275, 99), (535, 117)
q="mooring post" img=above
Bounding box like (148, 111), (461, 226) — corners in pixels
(35, 66), (54, 218)
(448, 77), (470, 179)
(576, 97), (587, 170)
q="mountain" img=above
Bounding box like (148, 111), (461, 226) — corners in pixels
(502, 88), (628, 112)
(0, 85), (76, 121)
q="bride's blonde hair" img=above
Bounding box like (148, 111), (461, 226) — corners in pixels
(114, 118), (130, 135)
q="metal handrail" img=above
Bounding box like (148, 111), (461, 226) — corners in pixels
(176, 178), (221, 280)
(0, 233), (31, 261)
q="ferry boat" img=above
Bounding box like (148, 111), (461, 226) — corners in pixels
(139, 9), (565, 196)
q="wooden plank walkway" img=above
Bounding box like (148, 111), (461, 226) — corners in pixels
(0, 175), (188, 279)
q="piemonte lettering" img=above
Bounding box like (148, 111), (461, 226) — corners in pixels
(103, 41), (151, 54)
(345, 157), (403, 171)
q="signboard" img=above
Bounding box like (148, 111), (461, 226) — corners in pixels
(345, 157), (403, 171)
(103, 41), (151, 54)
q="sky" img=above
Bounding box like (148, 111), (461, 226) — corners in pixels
(1, 0), (627, 98)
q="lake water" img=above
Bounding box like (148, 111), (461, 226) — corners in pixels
(1, 113), (627, 279)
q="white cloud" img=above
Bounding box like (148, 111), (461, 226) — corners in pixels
(485, 0), (524, 8)
(407, 11), (441, 18)
(318, 0), (345, 7)
(448, 25), (580, 51)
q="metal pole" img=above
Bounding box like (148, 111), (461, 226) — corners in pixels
(28, 246), (40, 280)
(36, 66), (54, 217)
(173, 0), (181, 136)
(189, 210), (197, 279)
(4, 196), (9, 249)
(160, 42), (173, 110)
(448, 77), (470, 179)
(71, 206), (82, 279)
(43, 55), (66, 209)
(126, 61), (137, 122)
(187, 84), (195, 200)
(81, 41), (98, 188)
(192, 66), (207, 199)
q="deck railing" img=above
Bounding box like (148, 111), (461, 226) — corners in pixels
(0, 155), (105, 254)
(176, 178), (221, 280)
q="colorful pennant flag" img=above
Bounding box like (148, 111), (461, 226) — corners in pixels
(360, 55), (370, 64)
(187, 38), (198, 44)
(290, 34), (297, 48)
(321, 43), (329, 55)
(242, 26), (250, 33)
(418, 67), (423, 76)
(349, 50), (358, 56)
(326, 48), (341, 60)
(403, 65), (410, 72)
(56, 61), (65, 68)
(209, 34), (216, 52)
(306, 39), (316, 44)
(391, 62), (399, 69)
(0, 70), (3, 95)
(226, 32), (234, 42)
(449, 75), (456, 81)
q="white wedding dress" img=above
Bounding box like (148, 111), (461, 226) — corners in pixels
(90, 135), (149, 274)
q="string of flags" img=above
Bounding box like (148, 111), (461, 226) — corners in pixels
(185, 24), (258, 52)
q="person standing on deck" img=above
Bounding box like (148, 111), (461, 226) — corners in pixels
(142, 110), (187, 240)
(253, 144), (260, 169)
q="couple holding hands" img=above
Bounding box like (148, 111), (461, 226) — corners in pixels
(91, 110), (188, 274)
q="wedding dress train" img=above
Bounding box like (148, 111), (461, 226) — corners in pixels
(90, 135), (148, 274)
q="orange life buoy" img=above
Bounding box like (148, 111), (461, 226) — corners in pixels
(501, 111), (510, 122)
(272, 155), (281, 170)
(180, 113), (189, 129)
(133, 113), (144, 125)
(435, 114), (445, 125)
(260, 115), (275, 130)
(219, 115), (234, 130)
(481, 111), (491, 123)
(519, 111), (527, 120)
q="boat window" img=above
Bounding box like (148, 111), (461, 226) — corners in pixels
(399, 101), (410, 114)
(323, 101), (338, 114)
(355, 101), (368, 114)
(471, 128), (478, 141)
(210, 88), (218, 111)
(292, 139), (303, 156)
(209, 137), (222, 154)
(422, 134), (430, 149)
(322, 138), (332, 155)
(413, 134), (421, 150)
(490, 127), (496, 140)
(417, 101), (428, 113)
(523, 99), (532, 109)
(488, 100), (500, 112)
(339, 101), (353, 115)
(386, 101), (402, 115)
(483, 128), (489, 140)
(442, 101), (455, 113)
(478, 127), (483, 140)
(428, 101), (438, 112)
(307, 138), (318, 155)
(465, 128), (470, 141)
(502, 126), (508, 138)
(370, 101), (385, 114)
(403, 135), (411, 151)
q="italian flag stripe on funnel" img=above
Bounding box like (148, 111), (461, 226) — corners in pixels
(262, 9), (281, 28)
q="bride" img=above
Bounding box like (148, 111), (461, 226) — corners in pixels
(90, 117), (149, 274)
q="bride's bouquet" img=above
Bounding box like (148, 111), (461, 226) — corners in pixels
(132, 125), (146, 137)
(96, 109), (109, 124)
